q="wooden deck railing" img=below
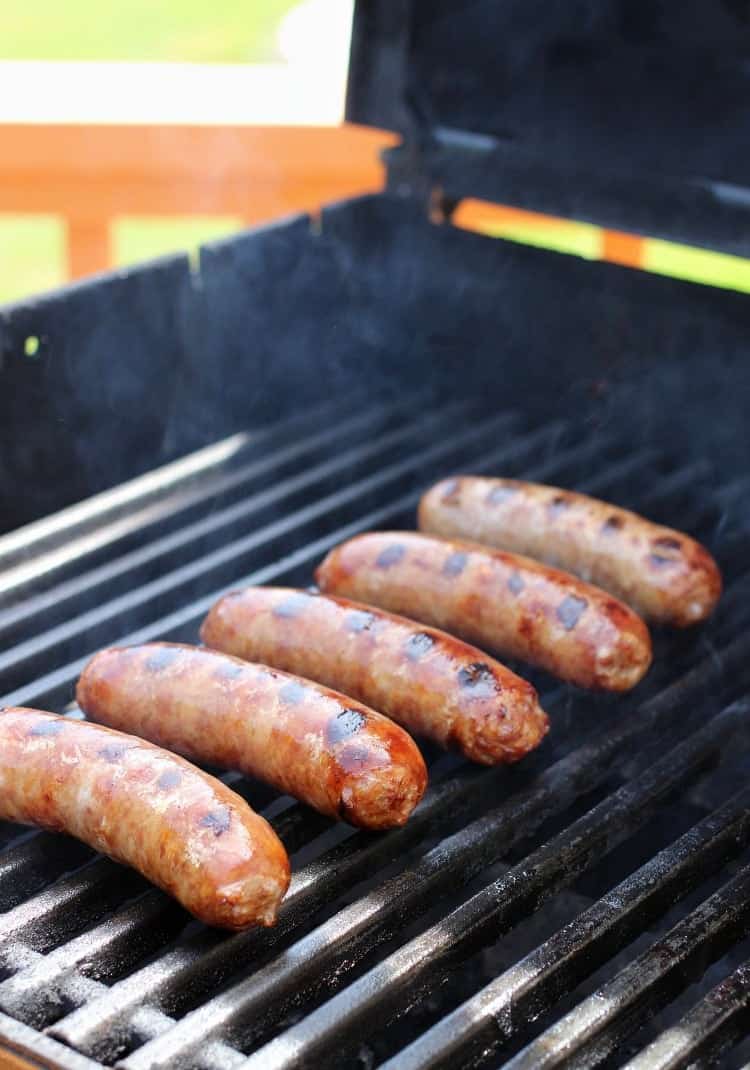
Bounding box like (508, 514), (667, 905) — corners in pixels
(0, 121), (648, 286)
(0, 122), (398, 279)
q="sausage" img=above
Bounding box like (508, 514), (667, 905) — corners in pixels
(315, 533), (653, 692)
(201, 588), (549, 766)
(76, 643), (427, 830)
(418, 477), (722, 627)
(0, 707), (289, 929)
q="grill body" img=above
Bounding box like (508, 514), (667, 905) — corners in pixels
(0, 393), (749, 1069)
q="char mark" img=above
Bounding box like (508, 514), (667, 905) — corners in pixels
(486, 485), (516, 506)
(98, 743), (127, 762)
(214, 660), (246, 681)
(273, 593), (310, 619)
(443, 551), (468, 577)
(440, 479), (461, 504)
(601, 514), (624, 534)
(200, 808), (232, 836)
(405, 632), (436, 661)
(145, 647), (181, 673)
(375, 543), (406, 569)
(547, 494), (570, 516)
(346, 609), (376, 633)
(29, 719), (65, 737)
(327, 708), (367, 746)
(507, 570), (525, 596)
(457, 662), (498, 698)
(556, 594), (588, 631)
(157, 768), (182, 789)
(653, 535), (682, 551)
(650, 553), (678, 568)
(279, 680), (308, 706)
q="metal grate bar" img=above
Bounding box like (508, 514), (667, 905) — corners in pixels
(622, 956), (750, 1070)
(1, 414), (585, 710)
(47, 767), (496, 1058)
(387, 775), (750, 1070)
(124, 688), (746, 1070)
(0, 401), (494, 692)
(0, 396), (361, 588)
(234, 703), (746, 1070)
(42, 445), (727, 1061)
(0, 892), (184, 1031)
(506, 864), (750, 1069)
(0, 397), (443, 639)
(27, 466), (744, 1061)
(0, 1011), (103, 1070)
(0, 834), (94, 913)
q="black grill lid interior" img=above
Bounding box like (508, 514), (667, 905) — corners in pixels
(347, 0), (750, 253)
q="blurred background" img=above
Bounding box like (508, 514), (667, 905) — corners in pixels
(2, 0), (750, 304)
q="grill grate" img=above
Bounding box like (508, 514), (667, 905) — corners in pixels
(1, 397), (749, 1069)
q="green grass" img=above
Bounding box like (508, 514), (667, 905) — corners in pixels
(112, 217), (243, 269)
(0, 1), (299, 63)
(0, 215), (66, 305)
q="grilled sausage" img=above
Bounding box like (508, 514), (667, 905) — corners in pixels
(201, 587), (549, 766)
(315, 533), (653, 692)
(418, 477), (722, 627)
(0, 707), (289, 929)
(76, 643), (427, 830)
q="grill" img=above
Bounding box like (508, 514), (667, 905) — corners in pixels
(4, 1), (750, 1065)
(0, 396), (749, 1069)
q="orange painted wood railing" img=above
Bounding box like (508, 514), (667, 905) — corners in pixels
(0, 123), (645, 283)
(0, 123), (398, 279)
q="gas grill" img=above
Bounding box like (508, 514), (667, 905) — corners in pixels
(3, 1), (750, 1067)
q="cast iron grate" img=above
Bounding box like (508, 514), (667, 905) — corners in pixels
(0, 396), (749, 1069)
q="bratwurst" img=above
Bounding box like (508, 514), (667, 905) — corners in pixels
(315, 532), (652, 691)
(0, 707), (289, 929)
(201, 587), (549, 765)
(418, 477), (722, 627)
(76, 643), (427, 829)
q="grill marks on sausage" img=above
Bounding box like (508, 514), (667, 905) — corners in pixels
(199, 808), (231, 836)
(486, 485), (516, 506)
(346, 609), (376, 633)
(404, 632), (436, 661)
(213, 661), (245, 681)
(443, 551), (468, 577)
(440, 479), (461, 505)
(278, 681), (307, 706)
(157, 769), (182, 790)
(273, 593), (310, 619)
(326, 708), (366, 746)
(653, 535), (682, 551)
(601, 514), (624, 534)
(556, 594), (588, 631)
(507, 570), (525, 596)
(145, 647), (180, 673)
(28, 719), (64, 737)
(547, 494), (570, 517)
(99, 743), (127, 763)
(650, 535), (682, 567)
(650, 553), (678, 568)
(457, 662), (498, 698)
(375, 543), (406, 569)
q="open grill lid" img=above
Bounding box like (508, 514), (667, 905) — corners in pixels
(347, 0), (750, 255)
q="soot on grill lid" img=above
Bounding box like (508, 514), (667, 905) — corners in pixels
(347, 0), (750, 255)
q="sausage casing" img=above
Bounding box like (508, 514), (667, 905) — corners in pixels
(76, 643), (427, 830)
(315, 532), (653, 692)
(201, 587), (549, 766)
(0, 707), (289, 929)
(418, 477), (722, 627)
